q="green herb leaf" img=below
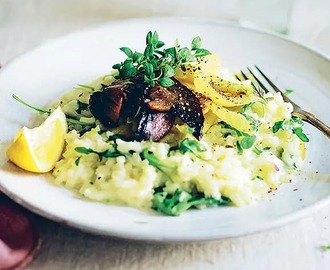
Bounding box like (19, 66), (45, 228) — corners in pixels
(240, 135), (256, 149)
(152, 188), (230, 216)
(132, 51), (144, 62)
(75, 147), (95, 155)
(158, 77), (175, 87)
(178, 138), (206, 159)
(284, 89), (294, 95)
(293, 127), (309, 142)
(236, 141), (243, 155)
(75, 157), (81, 166)
(194, 48), (211, 57)
(272, 121), (284, 133)
(120, 47), (133, 58)
(144, 44), (154, 58)
(141, 150), (175, 181)
(253, 146), (263, 155)
(141, 150), (175, 170)
(163, 65), (176, 78)
(144, 62), (154, 77)
(112, 63), (121, 70)
(146, 31), (152, 45)
(272, 117), (309, 142)
(113, 31), (211, 87)
(75, 146), (124, 161)
(119, 61), (137, 79)
(191, 36), (202, 50)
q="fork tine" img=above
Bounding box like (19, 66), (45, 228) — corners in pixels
(244, 66), (330, 138)
(239, 70), (249, 81)
(254, 65), (281, 93)
(236, 70), (262, 96)
(246, 67), (268, 93)
(253, 65), (296, 105)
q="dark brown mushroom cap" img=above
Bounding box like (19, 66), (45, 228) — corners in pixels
(168, 78), (204, 139)
(135, 111), (176, 142)
(89, 75), (204, 141)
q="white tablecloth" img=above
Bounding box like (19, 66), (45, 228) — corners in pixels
(1, 1), (330, 269)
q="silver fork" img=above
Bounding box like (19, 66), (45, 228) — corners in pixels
(237, 65), (330, 139)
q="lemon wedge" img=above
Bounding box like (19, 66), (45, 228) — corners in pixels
(6, 107), (67, 173)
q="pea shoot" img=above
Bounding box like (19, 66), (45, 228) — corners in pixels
(112, 31), (211, 87)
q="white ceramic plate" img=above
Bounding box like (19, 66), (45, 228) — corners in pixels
(0, 18), (329, 242)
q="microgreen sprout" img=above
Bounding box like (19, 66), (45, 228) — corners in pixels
(12, 94), (94, 127)
(112, 31), (211, 87)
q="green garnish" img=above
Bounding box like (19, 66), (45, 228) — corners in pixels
(12, 94), (50, 114)
(240, 102), (262, 131)
(239, 135), (257, 149)
(219, 121), (257, 154)
(284, 89), (294, 95)
(253, 146), (271, 155)
(75, 146), (124, 161)
(112, 31), (211, 87)
(75, 157), (81, 166)
(173, 137), (207, 159)
(141, 150), (175, 181)
(76, 84), (95, 91)
(152, 188), (230, 216)
(252, 175), (264, 181)
(12, 94), (94, 127)
(272, 116), (309, 142)
(321, 245), (330, 251)
(76, 100), (89, 114)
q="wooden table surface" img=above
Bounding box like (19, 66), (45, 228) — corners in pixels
(1, 1), (330, 269)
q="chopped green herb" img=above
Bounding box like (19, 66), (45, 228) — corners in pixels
(292, 127), (309, 142)
(236, 140), (243, 155)
(141, 150), (175, 180)
(253, 146), (263, 155)
(240, 102), (255, 114)
(177, 138), (206, 159)
(75, 157), (81, 166)
(112, 31), (211, 87)
(284, 89), (294, 95)
(219, 121), (256, 154)
(272, 117), (309, 142)
(152, 188), (230, 216)
(141, 150), (175, 170)
(253, 175), (264, 181)
(239, 135), (256, 149)
(12, 94), (94, 127)
(75, 146), (124, 161)
(240, 102), (261, 131)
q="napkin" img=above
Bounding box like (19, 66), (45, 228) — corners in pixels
(0, 193), (40, 270)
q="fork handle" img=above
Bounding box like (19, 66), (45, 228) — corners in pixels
(293, 110), (330, 139)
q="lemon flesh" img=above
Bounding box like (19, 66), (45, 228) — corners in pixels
(6, 107), (67, 173)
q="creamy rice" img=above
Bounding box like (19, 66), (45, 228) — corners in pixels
(52, 75), (305, 211)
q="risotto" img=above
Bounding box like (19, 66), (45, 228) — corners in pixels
(11, 31), (308, 215)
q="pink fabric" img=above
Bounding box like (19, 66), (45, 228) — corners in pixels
(0, 194), (40, 270)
